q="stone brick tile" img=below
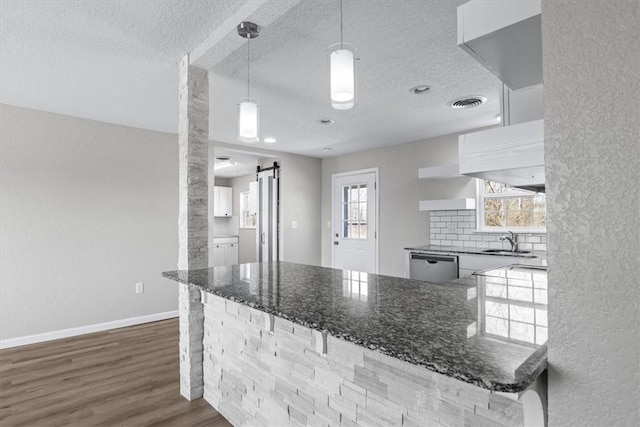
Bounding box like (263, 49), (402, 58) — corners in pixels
(313, 366), (347, 395)
(274, 317), (296, 334)
(218, 398), (250, 427)
(472, 393), (523, 425)
(307, 411), (333, 427)
(339, 381), (367, 406)
(356, 405), (391, 427)
(435, 399), (465, 426)
(385, 378), (422, 412)
(221, 368), (248, 393)
(313, 397), (341, 425)
(293, 388), (316, 412)
(303, 347), (332, 370)
(437, 377), (491, 411)
(463, 409), (505, 427)
(339, 414), (359, 427)
(354, 365), (388, 399)
(288, 404), (308, 425)
(402, 412), (435, 427)
(326, 335), (366, 368)
(275, 332), (310, 354)
(365, 390), (405, 426)
(328, 394), (358, 421)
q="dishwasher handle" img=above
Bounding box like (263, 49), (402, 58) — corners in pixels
(410, 253), (457, 263)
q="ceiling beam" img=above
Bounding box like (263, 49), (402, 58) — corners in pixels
(189, 0), (302, 70)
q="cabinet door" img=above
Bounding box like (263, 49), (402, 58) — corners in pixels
(224, 243), (238, 266)
(217, 187), (232, 217)
(212, 244), (225, 266)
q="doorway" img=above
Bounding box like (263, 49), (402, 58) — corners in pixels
(331, 168), (379, 274)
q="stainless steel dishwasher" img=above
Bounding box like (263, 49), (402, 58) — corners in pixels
(408, 252), (459, 283)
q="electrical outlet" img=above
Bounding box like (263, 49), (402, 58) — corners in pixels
(135, 282), (144, 294)
(291, 220), (298, 229)
(447, 223), (458, 233)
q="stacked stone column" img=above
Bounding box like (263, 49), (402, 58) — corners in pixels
(177, 54), (208, 400)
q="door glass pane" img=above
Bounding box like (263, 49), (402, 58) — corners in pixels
(341, 183), (368, 239)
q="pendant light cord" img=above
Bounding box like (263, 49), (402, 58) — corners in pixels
(340, 0), (344, 49)
(247, 36), (251, 99)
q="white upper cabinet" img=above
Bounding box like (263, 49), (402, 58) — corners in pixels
(214, 186), (232, 217)
(457, 0), (542, 90)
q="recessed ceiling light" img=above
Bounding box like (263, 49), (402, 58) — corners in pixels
(319, 119), (334, 125)
(214, 160), (235, 171)
(323, 147), (332, 152)
(410, 85), (431, 95)
(263, 137), (276, 143)
(447, 96), (487, 109)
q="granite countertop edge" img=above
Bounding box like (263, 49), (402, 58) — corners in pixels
(404, 244), (546, 259)
(162, 268), (546, 393)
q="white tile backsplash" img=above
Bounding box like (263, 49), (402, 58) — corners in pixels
(428, 210), (546, 252)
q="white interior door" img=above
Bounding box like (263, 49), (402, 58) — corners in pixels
(332, 170), (378, 273)
(257, 166), (279, 262)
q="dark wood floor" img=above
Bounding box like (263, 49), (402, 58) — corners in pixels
(0, 319), (232, 426)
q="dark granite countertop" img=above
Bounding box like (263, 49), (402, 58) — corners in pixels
(162, 262), (547, 393)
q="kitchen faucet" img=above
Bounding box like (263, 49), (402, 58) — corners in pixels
(500, 231), (518, 252)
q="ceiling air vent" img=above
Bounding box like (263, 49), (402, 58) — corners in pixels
(448, 96), (487, 109)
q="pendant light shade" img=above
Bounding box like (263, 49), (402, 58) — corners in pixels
(329, 0), (355, 110)
(238, 97), (260, 142)
(237, 22), (260, 142)
(329, 43), (355, 110)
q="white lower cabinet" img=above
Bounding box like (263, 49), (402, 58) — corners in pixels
(458, 253), (529, 277)
(212, 237), (239, 266)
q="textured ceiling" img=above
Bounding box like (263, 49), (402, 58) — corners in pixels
(0, 0), (501, 158)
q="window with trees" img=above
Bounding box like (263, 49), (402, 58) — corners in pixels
(476, 180), (546, 232)
(240, 191), (256, 228)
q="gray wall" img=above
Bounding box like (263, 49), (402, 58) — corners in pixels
(279, 153), (322, 265)
(0, 104), (179, 340)
(543, 0), (639, 425)
(321, 133), (476, 277)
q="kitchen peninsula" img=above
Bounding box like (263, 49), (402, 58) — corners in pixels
(163, 262), (547, 426)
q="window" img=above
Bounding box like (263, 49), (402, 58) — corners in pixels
(482, 268), (548, 346)
(476, 180), (546, 232)
(342, 271), (369, 302)
(341, 184), (368, 239)
(239, 191), (256, 228)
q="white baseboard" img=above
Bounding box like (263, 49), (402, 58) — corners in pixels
(0, 310), (179, 350)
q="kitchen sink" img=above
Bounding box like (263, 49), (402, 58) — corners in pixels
(482, 249), (531, 254)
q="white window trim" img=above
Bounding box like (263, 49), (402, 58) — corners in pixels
(475, 179), (546, 233)
(239, 190), (256, 229)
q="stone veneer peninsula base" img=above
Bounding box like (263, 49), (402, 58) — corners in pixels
(165, 262), (547, 427)
(202, 293), (530, 427)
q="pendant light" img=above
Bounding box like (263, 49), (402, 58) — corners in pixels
(237, 22), (260, 143)
(329, 0), (355, 110)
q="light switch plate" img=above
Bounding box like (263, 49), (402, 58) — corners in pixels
(135, 282), (144, 294)
(291, 220), (298, 229)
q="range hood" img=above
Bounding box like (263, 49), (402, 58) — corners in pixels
(457, 0), (542, 90)
(457, 0), (545, 192)
(458, 119), (545, 193)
